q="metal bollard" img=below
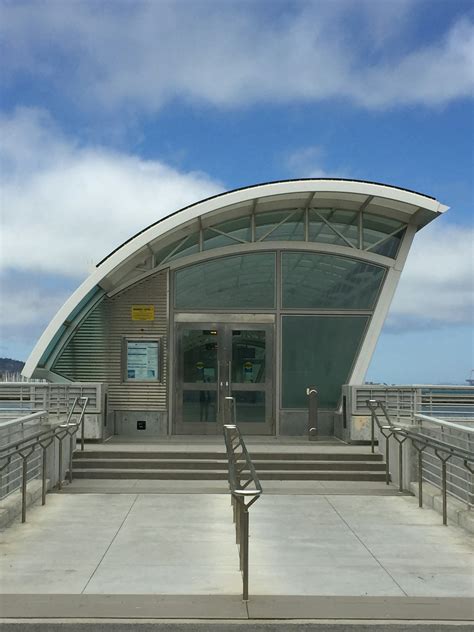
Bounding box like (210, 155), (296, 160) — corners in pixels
(307, 386), (318, 441)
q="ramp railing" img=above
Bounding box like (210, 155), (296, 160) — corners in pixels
(367, 399), (474, 525)
(0, 397), (89, 523)
(222, 396), (262, 600)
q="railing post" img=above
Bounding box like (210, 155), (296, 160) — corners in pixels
(42, 446), (47, 506)
(307, 386), (318, 441)
(21, 457), (27, 523)
(418, 450), (423, 508)
(370, 410), (375, 454)
(58, 438), (63, 491)
(442, 459), (448, 525)
(385, 435), (390, 485)
(242, 506), (249, 601)
(68, 434), (74, 483)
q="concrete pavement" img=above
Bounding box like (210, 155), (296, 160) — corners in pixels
(1, 492), (473, 598)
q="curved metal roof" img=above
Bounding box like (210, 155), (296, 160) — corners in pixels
(23, 179), (448, 378)
(97, 177), (440, 266)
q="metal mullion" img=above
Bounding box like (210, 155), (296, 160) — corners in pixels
(257, 210), (297, 242)
(314, 210), (357, 249)
(207, 227), (249, 245)
(365, 225), (406, 252)
(160, 235), (191, 266)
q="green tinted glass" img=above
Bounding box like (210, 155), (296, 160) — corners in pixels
(255, 210), (301, 241)
(363, 213), (405, 252)
(175, 253), (276, 309)
(282, 315), (369, 409)
(282, 252), (385, 309)
(309, 209), (359, 247)
(167, 232), (200, 262)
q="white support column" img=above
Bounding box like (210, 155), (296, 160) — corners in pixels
(348, 223), (418, 385)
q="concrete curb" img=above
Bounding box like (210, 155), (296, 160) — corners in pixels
(0, 595), (472, 622)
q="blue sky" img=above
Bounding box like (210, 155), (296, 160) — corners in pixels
(0, 0), (473, 383)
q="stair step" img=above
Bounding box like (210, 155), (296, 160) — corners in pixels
(74, 450), (383, 462)
(70, 468), (386, 481)
(72, 458), (386, 471)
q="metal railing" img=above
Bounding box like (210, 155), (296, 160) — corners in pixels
(345, 384), (474, 422)
(0, 397), (89, 523)
(367, 399), (474, 525)
(222, 396), (262, 601)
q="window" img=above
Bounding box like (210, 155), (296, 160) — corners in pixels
(281, 315), (369, 409)
(282, 252), (385, 310)
(175, 253), (276, 309)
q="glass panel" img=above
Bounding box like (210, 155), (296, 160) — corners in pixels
(282, 252), (385, 310)
(154, 239), (183, 266)
(231, 330), (266, 383)
(282, 315), (369, 409)
(210, 216), (251, 243)
(370, 228), (406, 258)
(315, 209), (358, 246)
(182, 389), (217, 423)
(232, 391), (266, 423)
(262, 210), (305, 241)
(363, 213), (405, 252)
(175, 253), (276, 309)
(182, 329), (218, 383)
(309, 209), (357, 247)
(255, 209), (299, 241)
(167, 232), (200, 262)
(203, 229), (237, 251)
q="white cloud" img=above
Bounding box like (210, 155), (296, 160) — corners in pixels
(387, 223), (474, 329)
(1, 1), (472, 113)
(0, 108), (223, 277)
(285, 146), (345, 178)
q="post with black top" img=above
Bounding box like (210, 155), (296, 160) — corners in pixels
(307, 386), (318, 441)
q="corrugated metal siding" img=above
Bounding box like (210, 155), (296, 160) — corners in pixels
(53, 271), (168, 412)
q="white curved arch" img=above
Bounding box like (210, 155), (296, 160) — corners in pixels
(23, 179), (447, 378)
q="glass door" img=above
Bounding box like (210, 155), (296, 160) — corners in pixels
(227, 325), (273, 435)
(175, 321), (274, 434)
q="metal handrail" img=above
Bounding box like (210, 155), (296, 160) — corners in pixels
(367, 399), (474, 525)
(222, 396), (262, 601)
(0, 397), (89, 524)
(414, 413), (474, 433)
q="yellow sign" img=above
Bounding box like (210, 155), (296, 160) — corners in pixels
(131, 305), (155, 321)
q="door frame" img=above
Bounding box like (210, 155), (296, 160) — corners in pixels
(173, 314), (275, 435)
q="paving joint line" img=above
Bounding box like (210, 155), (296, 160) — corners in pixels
(323, 495), (409, 597)
(80, 493), (139, 594)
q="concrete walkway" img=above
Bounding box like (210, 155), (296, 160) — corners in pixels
(1, 492), (473, 598)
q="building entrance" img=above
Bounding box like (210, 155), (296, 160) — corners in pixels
(174, 320), (274, 434)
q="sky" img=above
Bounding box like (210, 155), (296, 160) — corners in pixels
(0, 0), (473, 384)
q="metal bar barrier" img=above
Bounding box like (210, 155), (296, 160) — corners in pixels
(0, 397), (89, 524)
(222, 396), (262, 601)
(367, 399), (474, 525)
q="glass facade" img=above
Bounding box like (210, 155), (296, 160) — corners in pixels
(175, 253), (276, 309)
(154, 207), (407, 267)
(281, 315), (369, 409)
(282, 252), (385, 310)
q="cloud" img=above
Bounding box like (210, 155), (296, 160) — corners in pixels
(1, 1), (472, 113)
(386, 222), (474, 330)
(0, 108), (223, 277)
(285, 146), (345, 178)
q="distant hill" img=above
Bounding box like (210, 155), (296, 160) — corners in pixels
(0, 357), (25, 378)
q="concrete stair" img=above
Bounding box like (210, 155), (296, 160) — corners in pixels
(71, 449), (386, 482)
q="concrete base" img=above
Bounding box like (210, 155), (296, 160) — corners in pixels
(0, 479), (46, 529)
(409, 481), (474, 534)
